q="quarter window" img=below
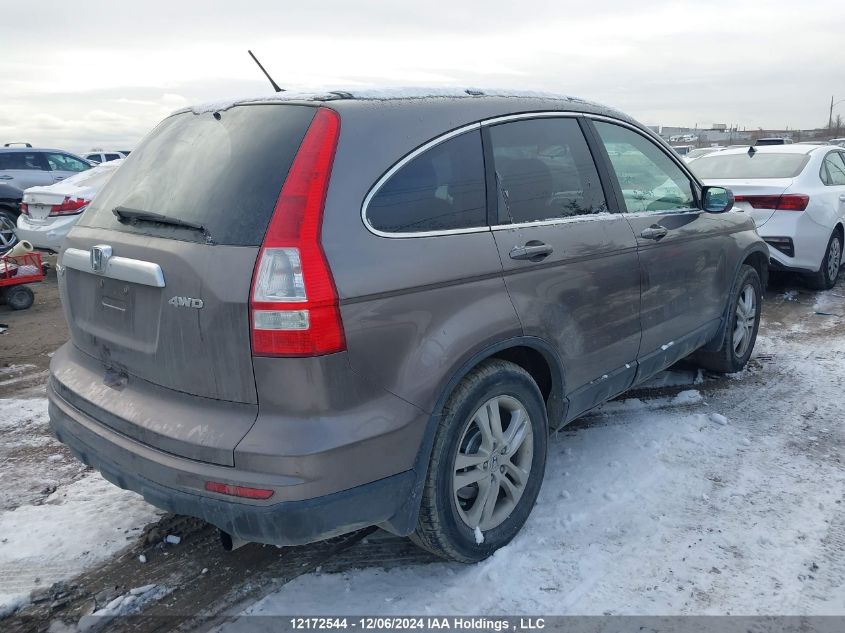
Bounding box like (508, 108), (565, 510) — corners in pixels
(366, 131), (486, 233)
(45, 153), (90, 172)
(488, 118), (607, 224)
(594, 121), (696, 213)
(0, 152), (46, 171)
(821, 152), (845, 186)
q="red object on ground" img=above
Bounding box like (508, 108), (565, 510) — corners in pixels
(0, 251), (45, 285)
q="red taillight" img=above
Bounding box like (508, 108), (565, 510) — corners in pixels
(19, 202), (28, 215)
(205, 481), (274, 500)
(734, 194), (809, 212)
(249, 107), (345, 357)
(775, 194), (810, 211)
(50, 197), (89, 216)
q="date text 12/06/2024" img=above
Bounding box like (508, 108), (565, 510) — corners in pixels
(288, 617), (546, 631)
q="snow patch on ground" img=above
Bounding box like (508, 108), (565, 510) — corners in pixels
(231, 320), (845, 618)
(0, 399), (161, 616)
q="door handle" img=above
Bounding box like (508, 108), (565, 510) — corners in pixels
(54, 176), (65, 181)
(839, 194), (845, 201)
(510, 241), (553, 261)
(640, 225), (668, 240)
(0, 175), (12, 180)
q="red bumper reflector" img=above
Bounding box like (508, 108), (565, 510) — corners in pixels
(205, 481), (274, 500)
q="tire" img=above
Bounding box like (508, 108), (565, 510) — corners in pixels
(692, 264), (762, 373)
(6, 285), (34, 310)
(0, 210), (18, 253)
(804, 230), (842, 290)
(412, 359), (548, 562)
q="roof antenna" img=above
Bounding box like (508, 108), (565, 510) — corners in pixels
(248, 50), (284, 93)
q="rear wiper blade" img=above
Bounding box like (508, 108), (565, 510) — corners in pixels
(112, 206), (207, 233)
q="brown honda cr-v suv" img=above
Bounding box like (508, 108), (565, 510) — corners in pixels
(48, 89), (768, 562)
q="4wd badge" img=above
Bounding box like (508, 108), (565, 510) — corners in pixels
(168, 296), (204, 309)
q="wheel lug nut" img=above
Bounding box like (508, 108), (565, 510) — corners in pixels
(483, 461), (489, 470)
(499, 466), (505, 473)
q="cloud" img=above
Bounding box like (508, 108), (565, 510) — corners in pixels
(0, 0), (843, 151)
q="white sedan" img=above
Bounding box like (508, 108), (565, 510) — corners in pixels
(16, 159), (123, 252)
(691, 144), (845, 289)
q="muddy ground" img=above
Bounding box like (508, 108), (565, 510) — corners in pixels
(0, 255), (66, 398)
(1, 268), (843, 632)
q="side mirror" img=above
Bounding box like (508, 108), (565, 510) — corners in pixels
(702, 186), (734, 213)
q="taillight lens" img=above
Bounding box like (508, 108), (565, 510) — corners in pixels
(20, 202), (28, 215)
(775, 194), (810, 211)
(250, 107), (344, 357)
(734, 194), (809, 211)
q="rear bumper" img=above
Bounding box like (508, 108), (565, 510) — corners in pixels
(756, 210), (830, 273)
(15, 213), (77, 251)
(48, 378), (417, 545)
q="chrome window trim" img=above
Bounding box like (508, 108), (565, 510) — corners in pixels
(360, 111), (665, 239)
(479, 111), (581, 127)
(490, 213), (620, 231)
(62, 247), (166, 287)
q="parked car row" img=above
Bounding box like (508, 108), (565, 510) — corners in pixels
(0, 144), (125, 253)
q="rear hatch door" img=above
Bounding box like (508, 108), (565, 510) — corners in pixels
(57, 103), (317, 463)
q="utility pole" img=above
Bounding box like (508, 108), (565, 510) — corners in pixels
(831, 95), (835, 130)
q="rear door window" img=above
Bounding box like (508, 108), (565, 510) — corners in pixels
(487, 117), (607, 223)
(78, 104), (317, 246)
(366, 130), (486, 234)
(594, 121), (696, 213)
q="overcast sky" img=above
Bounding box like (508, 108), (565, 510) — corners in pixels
(1, 0), (843, 152)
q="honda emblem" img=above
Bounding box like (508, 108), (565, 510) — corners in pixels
(90, 244), (112, 273)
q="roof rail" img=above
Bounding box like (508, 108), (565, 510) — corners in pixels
(4, 142), (32, 148)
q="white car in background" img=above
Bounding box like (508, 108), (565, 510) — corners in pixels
(683, 146), (727, 163)
(691, 144), (845, 289)
(83, 150), (128, 164)
(16, 159), (123, 252)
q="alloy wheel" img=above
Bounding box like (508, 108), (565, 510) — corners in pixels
(827, 236), (842, 282)
(733, 284), (756, 358)
(452, 395), (534, 531)
(0, 215), (17, 251)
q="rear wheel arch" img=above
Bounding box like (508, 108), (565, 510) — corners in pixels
(379, 337), (566, 538)
(742, 248), (769, 290)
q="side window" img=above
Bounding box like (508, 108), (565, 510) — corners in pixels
(85, 154), (101, 163)
(488, 118), (607, 223)
(0, 152), (46, 170)
(594, 121), (696, 213)
(105, 153), (121, 162)
(822, 152), (845, 186)
(45, 153), (90, 172)
(366, 130), (486, 233)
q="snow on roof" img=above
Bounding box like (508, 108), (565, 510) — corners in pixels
(173, 87), (599, 116)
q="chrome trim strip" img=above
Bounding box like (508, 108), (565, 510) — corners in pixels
(479, 111), (581, 127)
(62, 247), (166, 288)
(490, 213), (620, 231)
